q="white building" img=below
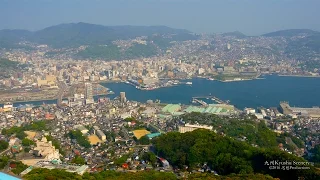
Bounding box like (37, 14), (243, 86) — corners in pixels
(33, 137), (60, 161)
(85, 82), (93, 100)
(198, 68), (205, 75)
(74, 125), (89, 135)
(255, 113), (264, 119)
(179, 123), (213, 133)
(244, 108), (256, 114)
(96, 130), (106, 141)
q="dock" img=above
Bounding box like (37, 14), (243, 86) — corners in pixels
(192, 95), (230, 105)
(192, 98), (208, 106)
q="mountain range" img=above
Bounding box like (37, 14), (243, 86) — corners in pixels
(0, 22), (319, 62)
(0, 22), (196, 48)
(1, 22), (319, 48)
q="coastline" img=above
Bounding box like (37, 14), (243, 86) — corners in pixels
(2, 75), (320, 109)
(277, 74), (320, 78)
(0, 92), (112, 105)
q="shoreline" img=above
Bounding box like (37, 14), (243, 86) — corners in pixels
(277, 74), (320, 78)
(0, 93), (112, 105)
(2, 74), (320, 105)
(1, 75), (320, 109)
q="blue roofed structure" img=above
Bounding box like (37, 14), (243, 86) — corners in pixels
(0, 172), (21, 180)
(146, 132), (161, 139)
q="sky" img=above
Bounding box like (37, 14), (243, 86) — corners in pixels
(1, 0), (320, 35)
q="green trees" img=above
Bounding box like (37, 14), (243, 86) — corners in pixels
(180, 113), (301, 150)
(124, 43), (157, 59)
(1, 121), (49, 140)
(114, 153), (132, 166)
(142, 152), (157, 166)
(153, 129), (320, 179)
(68, 130), (91, 148)
(71, 155), (86, 165)
(24, 121), (48, 131)
(45, 135), (65, 156)
(138, 135), (150, 145)
(77, 43), (158, 60)
(24, 169), (177, 180)
(309, 144), (320, 165)
(24, 168), (82, 180)
(22, 138), (35, 146)
(0, 58), (19, 69)
(77, 45), (122, 60)
(0, 140), (9, 152)
(10, 161), (28, 175)
(0, 156), (9, 169)
(1, 126), (26, 139)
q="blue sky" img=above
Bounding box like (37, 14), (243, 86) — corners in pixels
(1, 0), (320, 35)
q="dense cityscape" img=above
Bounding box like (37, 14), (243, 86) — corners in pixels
(0, 21), (319, 179)
(1, 28), (320, 103)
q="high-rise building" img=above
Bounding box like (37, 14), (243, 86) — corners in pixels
(120, 92), (126, 103)
(227, 43), (231, 50)
(85, 83), (93, 100)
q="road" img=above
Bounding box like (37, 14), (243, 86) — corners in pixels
(57, 81), (68, 106)
(0, 146), (11, 155)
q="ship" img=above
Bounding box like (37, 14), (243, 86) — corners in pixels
(186, 82), (192, 85)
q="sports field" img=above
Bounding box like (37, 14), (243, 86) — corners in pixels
(88, 135), (102, 145)
(132, 129), (151, 139)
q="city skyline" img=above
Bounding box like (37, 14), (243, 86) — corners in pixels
(1, 0), (320, 35)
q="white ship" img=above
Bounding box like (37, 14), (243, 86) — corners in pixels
(186, 82), (192, 85)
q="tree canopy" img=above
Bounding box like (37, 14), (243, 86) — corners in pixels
(180, 113), (304, 151)
(1, 120), (49, 140)
(153, 129), (320, 179)
(76, 43), (158, 60)
(68, 130), (91, 148)
(71, 155), (86, 165)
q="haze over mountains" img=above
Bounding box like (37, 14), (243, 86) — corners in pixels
(0, 22), (196, 48)
(0, 22), (319, 62)
(0, 22), (318, 46)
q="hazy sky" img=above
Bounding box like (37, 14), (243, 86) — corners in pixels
(1, 0), (320, 35)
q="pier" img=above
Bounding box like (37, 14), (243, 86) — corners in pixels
(192, 98), (208, 106)
(192, 95), (230, 105)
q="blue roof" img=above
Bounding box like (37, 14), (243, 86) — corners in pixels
(0, 172), (20, 180)
(147, 133), (161, 139)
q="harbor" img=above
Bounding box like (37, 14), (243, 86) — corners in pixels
(1, 75), (320, 110)
(191, 95), (230, 106)
(124, 79), (192, 90)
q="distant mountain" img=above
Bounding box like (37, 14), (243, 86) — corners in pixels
(262, 29), (320, 61)
(0, 22), (196, 48)
(222, 31), (247, 38)
(262, 29), (319, 37)
(0, 29), (32, 48)
(285, 32), (320, 60)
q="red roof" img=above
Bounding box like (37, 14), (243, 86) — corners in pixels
(9, 163), (17, 168)
(122, 163), (129, 169)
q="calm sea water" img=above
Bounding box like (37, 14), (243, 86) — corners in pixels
(4, 75), (320, 110)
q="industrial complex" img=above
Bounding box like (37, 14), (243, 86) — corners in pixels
(161, 103), (236, 116)
(280, 102), (320, 119)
